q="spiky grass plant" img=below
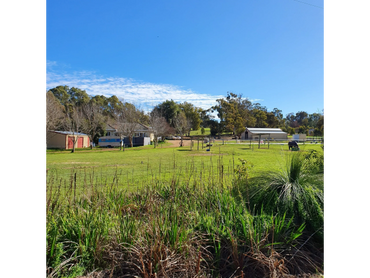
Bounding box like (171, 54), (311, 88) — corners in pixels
(248, 151), (323, 244)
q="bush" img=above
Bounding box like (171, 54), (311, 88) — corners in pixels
(247, 152), (323, 243)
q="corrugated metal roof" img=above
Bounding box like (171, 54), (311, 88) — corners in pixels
(246, 128), (286, 134)
(53, 131), (88, 136)
(107, 123), (153, 132)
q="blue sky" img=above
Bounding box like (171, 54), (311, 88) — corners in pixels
(47, 0), (323, 116)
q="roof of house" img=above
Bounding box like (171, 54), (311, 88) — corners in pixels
(50, 131), (88, 136)
(105, 123), (117, 131)
(246, 128), (287, 135)
(106, 123), (154, 132)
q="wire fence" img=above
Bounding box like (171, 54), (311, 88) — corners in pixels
(186, 137), (324, 146)
(47, 137), (324, 190)
(46, 152), (240, 193)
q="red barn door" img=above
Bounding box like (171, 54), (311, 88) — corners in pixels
(77, 137), (83, 148)
(68, 136), (74, 149)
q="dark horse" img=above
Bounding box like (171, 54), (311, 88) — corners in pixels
(288, 141), (299, 150)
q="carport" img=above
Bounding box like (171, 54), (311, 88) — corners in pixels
(249, 132), (271, 149)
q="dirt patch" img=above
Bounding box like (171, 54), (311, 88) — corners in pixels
(155, 139), (193, 148)
(167, 139), (191, 147)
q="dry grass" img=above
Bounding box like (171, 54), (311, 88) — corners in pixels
(212, 235), (323, 278)
(84, 234), (213, 278)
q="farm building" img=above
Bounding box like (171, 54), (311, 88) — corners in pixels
(240, 128), (288, 140)
(98, 123), (154, 147)
(47, 131), (90, 149)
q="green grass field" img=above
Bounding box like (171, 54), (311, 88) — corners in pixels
(47, 140), (323, 277)
(189, 127), (210, 136)
(47, 141), (323, 192)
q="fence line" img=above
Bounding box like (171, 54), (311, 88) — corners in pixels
(200, 138), (323, 145)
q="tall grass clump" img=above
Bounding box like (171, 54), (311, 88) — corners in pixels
(247, 151), (323, 245)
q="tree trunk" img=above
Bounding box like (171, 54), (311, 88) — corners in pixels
(72, 137), (76, 153)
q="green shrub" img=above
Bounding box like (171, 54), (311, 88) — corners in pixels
(247, 152), (323, 243)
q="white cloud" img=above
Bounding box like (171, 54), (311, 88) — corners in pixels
(46, 69), (226, 112)
(249, 98), (263, 103)
(46, 60), (57, 67)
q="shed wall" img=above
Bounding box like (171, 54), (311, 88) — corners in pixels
(47, 132), (67, 149)
(47, 132), (90, 149)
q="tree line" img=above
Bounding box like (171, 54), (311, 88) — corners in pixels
(47, 86), (324, 150)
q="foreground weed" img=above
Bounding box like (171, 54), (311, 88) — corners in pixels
(247, 152), (323, 242)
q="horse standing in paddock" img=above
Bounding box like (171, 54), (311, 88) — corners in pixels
(288, 141), (299, 150)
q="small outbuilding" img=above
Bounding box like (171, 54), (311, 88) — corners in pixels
(47, 131), (90, 149)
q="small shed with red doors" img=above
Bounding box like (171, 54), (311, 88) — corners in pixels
(47, 131), (90, 149)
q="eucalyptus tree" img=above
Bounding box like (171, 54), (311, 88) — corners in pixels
(178, 102), (202, 135)
(153, 99), (180, 127)
(316, 115), (324, 135)
(48, 86), (90, 108)
(266, 112), (280, 128)
(308, 113), (322, 129)
(212, 92), (255, 138)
